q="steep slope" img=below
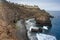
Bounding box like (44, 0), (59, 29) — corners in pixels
(0, 0), (53, 40)
(0, 0), (29, 40)
(0, 0), (18, 40)
(18, 5), (53, 26)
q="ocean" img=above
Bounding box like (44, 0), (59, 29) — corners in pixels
(48, 11), (60, 40)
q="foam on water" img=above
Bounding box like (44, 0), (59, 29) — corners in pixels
(25, 18), (57, 40)
(36, 33), (57, 40)
(43, 26), (48, 30)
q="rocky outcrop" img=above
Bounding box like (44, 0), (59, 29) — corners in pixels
(0, 0), (53, 40)
(35, 10), (53, 26)
(18, 5), (53, 26)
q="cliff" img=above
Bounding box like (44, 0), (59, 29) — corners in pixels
(0, 0), (18, 40)
(0, 0), (53, 24)
(0, 0), (53, 40)
(18, 4), (53, 26)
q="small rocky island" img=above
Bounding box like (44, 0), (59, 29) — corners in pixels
(0, 0), (54, 40)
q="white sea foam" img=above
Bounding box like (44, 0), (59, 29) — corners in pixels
(43, 26), (48, 30)
(36, 33), (57, 40)
(25, 18), (57, 40)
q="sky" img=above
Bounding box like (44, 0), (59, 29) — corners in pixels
(6, 0), (60, 11)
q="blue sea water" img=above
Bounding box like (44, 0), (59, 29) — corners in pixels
(48, 11), (60, 40)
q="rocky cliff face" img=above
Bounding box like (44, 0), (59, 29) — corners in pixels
(0, 0), (18, 40)
(0, 0), (53, 40)
(18, 4), (53, 26)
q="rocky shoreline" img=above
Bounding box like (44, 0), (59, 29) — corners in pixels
(0, 0), (54, 40)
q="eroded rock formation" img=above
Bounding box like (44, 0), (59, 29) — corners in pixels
(0, 0), (53, 40)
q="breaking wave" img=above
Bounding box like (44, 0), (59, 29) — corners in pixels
(25, 18), (57, 40)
